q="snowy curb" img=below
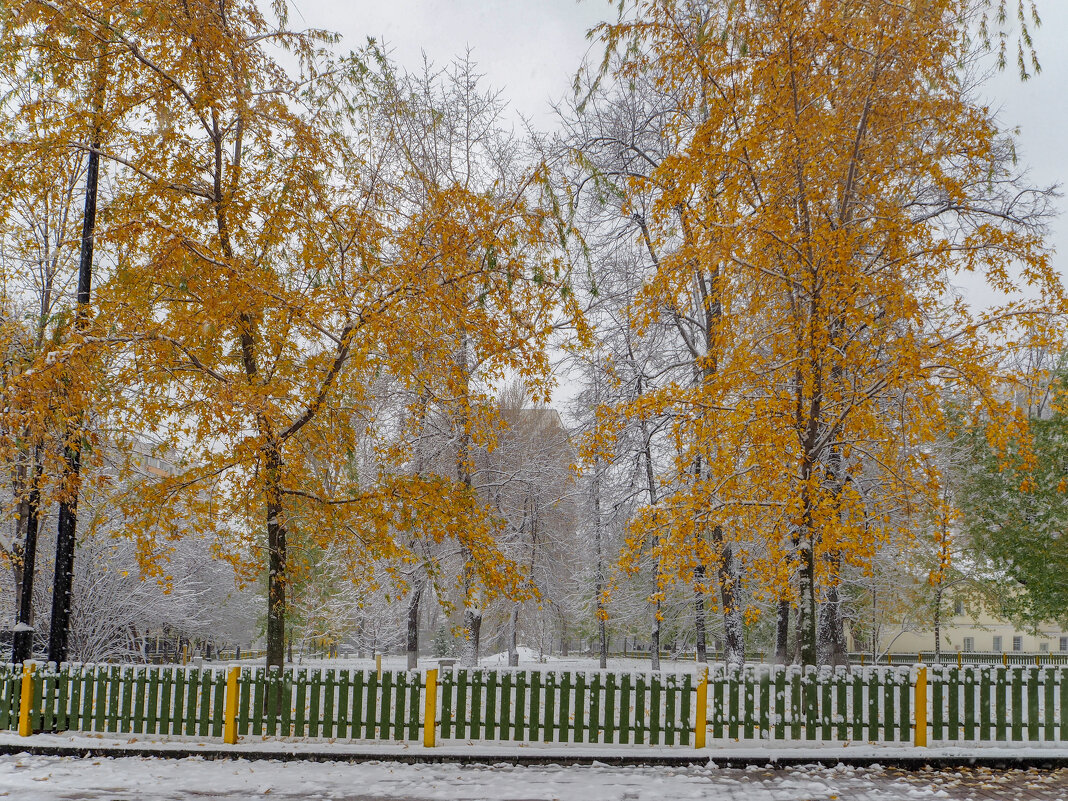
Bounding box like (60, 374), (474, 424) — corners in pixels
(2, 733), (1067, 768)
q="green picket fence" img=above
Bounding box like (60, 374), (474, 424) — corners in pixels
(437, 668), (693, 745)
(0, 664), (423, 740)
(706, 665), (1067, 743)
(2, 662), (1066, 746)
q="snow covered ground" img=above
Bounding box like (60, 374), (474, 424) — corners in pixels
(1, 752), (1065, 800)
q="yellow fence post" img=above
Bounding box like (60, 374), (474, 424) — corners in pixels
(914, 666), (927, 748)
(695, 667), (708, 749)
(423, 669), (438, 748)
(223, 665), (240, 744)
(18, 662), (36, 737)
(376, 652), (383, 680)
(958, 651), (962, 669)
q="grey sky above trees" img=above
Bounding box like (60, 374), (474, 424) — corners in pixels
(300, 1), (1067, 251)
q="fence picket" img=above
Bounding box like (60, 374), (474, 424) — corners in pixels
(1043, 667), (1055, 742)
(834, 669), (847, 741)
(760, 670), (771, 741)
(588, 672), (602, 744)
(791, 670), (802, 740)
(603, 673), (615, 744)
(627, 679), (636, 747)
(542, 672), (555, 743)
(42, 667), (57, 733)
(1060, 668), (1067, 741)
(1027, 668), (1039, 742)
(776, 668), (786, 741)
(351, 670), (364, 740)
(803, 668), (817, 741)
(485, 671), (498, 741)
(336, 670), (350, 740)
(963, 668), (975, 740)
(882, 669), (895, 742)
(559, 672), (572, 744)
(455, 670), (468, 740)
(713, 669), (725, 740)
(743, 670), (756, 740)
(680, 673), (692, 747)
(379, 671), (393, 740)
(820, 674), (831, 741)
(184, 667), (198, 736)
(407, 671), (420, 741)
(995, 669), (1007, 742)
(469, 670), (482, 741)
(393, 671), (407, 741)
(649, 673), (661, 745)
(727, 668), (739, 740)
(211, 669), (225, 738)
(666, 674), (679, 745)
(31, 666), (43, 732)
(440, 670), (453, 739)
(851, 670), (863, 742)
(946, 667), (958, 742)
(866, 669), (878, 742)
(499, 672), (512, 741)
(364, 670), (378, 740)
(980, 669), (991, 741)
(899, 667), (910, 743)
(1010, 668), (1023, 741)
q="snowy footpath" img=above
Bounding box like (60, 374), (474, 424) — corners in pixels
(0, 733), (1066, 800)
(0, 751), (1067, 800)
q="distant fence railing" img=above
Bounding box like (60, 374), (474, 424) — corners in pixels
(865, 651), (1068, 667)
(1, 662), (1065, 747)
(608, 651), (1068, 667)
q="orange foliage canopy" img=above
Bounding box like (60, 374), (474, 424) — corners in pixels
(1, 0), (580, 667)
(590, 0), (1063, 662)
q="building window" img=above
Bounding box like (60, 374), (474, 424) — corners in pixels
(1013, 636), (1023, 652)
(963, 637), (975, 652)
(1041, 642), (1049, 652)
(1060, 636), (1067, 652)
(954, 600), (964, 615)
(993, 636), (1002, 652)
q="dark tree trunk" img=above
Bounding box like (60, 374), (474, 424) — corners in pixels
(264, 442), (287, 671)
(461, 607), (481, 667)
(507, 605), (519, 667)
(407, 581), (424, 670)
(817, 546), (849, 667)
(796, 533), (817, 665)
(12, 471), (41, 664)
(775, 598), (791, 664)
(650, 595), (661, 672)
(48, 143), (100, 665)
(694, 566), (707, 665)
(713, 526), (744, 667)
(817, 582), (849, 667)
(933, 584), (943, 662)
(592, 456), (608, 670)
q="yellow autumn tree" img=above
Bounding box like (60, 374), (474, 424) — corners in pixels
(588, 0), (1063, 665)
(0, 0), (149, 661)
(2, 2), (580, 669)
